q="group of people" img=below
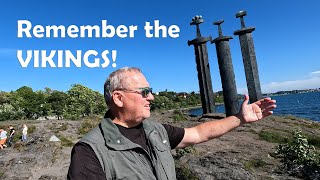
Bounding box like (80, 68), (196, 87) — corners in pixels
(0, 124), (28, 149)
(67, 67), (277, 180)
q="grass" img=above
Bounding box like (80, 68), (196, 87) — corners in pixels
(59, 136), (74, 147)
(172, 110), (187, 122)
(258, 130), (288, 144)
(28, 125), (36, 134)
(49, 123), (68, 133)
(176, 164), (200, 180)
(78, 116), (101, 135)
(244, 159), (267, 170)
(258, 128), (320, 149)
(175, 146), (196, 159)
(306, 135), (320, 149)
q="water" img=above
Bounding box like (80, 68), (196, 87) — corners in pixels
(189, 92), (320, 122)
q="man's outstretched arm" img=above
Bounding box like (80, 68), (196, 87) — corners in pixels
(176, 94), (276, 148)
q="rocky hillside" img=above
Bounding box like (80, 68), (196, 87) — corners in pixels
(0, 111), (319, 180)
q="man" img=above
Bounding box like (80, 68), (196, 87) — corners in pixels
(68, 67), (276, 180)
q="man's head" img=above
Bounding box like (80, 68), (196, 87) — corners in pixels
(104, 67), (154, 125)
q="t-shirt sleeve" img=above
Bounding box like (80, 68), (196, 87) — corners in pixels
(162, 124), (185, 149)
(67, 142), (106, 180)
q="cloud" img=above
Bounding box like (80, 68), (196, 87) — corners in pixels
(310, 71), (320, 76)
(237, 71), (320, 94)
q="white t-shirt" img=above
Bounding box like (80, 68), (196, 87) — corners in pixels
(22, 127), (28, 135)
(0, 131), (7, 139)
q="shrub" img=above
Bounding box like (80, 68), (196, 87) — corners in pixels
(172, 110), (187, 122)
(78, 116), (101, 135)
(175, 146), (196, 159)
(275, 130), (320, 178)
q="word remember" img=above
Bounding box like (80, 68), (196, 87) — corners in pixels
(17, 20), (180, 68)
(17, 20), (180, 38)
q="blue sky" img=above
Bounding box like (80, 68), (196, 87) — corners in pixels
(1, 0), (320, 94)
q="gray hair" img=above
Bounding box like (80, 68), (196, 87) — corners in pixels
(104, 67), (142, 106)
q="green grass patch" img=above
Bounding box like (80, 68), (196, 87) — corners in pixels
(28, 125), (36, 134)
(244, 159), (267, 170)
(306, 135), (320, 149)
(172, 110), (187, 122)
(176, 164), (200, 180)
(59, 136), (74, 147)
(258, 130), (288, 143)
(78, 116), (101, 135)
(285, 115), (299, 120)
(49, 123), (68, 133)
(175, 146), (196, 159)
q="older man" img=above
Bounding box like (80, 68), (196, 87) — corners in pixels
(68, 67), (276, 180)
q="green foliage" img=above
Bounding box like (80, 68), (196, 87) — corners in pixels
(78, 116), (101, 135)
(151, 91), (201, 111)
(172, 110), (187, 122)
(176, 165), (200, 180)
(64, 84), (105, 120)
(59, 136), (74, 147)
(48, 123), (68, 134)
(175, 146), (196, 159)
(13, 131), (22, 142)
(48, 90), (67, 120)
(28, 125), (36, 134)
(258, 130), (288, 143)
(0, 91), (10, 104)
(306, 135), (320, 149)
(0, 103), (24, 121)
(13, 86), (44, 119)
(275, 130), (320, 168)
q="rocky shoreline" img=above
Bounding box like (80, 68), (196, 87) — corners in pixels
(0, 111), (319, 180)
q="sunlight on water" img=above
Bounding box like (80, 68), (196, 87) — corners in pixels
(189, 92), (320, 122)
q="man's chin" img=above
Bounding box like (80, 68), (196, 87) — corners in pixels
(144, 111), (151, 118)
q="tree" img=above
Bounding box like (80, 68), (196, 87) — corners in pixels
(64, 84), (96, 120)
(12, 86), (43, 119)
(48, 90), (67, 120)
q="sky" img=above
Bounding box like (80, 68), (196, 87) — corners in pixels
(1, 0), (320, 94)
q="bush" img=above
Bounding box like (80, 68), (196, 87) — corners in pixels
(275, 130), (320, 178)
(78, 116), (101, 135)
(175, 146), (196, 159)
(172, 110), (187, 122)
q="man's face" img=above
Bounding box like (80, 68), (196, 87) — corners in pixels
(121, 72), (154, 122)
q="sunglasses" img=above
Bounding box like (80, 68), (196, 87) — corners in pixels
(119, 87), (153, 98)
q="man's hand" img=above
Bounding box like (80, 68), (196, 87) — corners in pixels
(237, 94), (276, 124)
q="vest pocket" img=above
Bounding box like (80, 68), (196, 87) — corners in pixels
(154, 141), (169, 152)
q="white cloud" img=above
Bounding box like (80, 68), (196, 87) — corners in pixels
(237, 71), (320, 94)
(310, 71), (320, 76)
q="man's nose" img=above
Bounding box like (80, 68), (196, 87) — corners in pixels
(147, 92), (154, 100)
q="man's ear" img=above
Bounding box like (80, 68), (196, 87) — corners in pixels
(113, 91), (124, 107)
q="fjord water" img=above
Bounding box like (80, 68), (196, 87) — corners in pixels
(189, 92), (320, 122)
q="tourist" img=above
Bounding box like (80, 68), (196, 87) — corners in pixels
(8, 125), (15, 147)
(0, 129), (7, 149)
(68, 67), (276, 179)
(22, 124), (28, 142)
